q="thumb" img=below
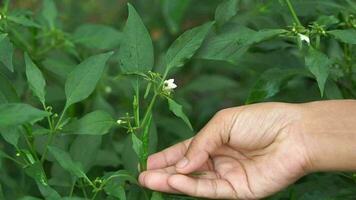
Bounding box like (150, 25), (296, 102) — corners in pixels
(175, 109), (233, 174)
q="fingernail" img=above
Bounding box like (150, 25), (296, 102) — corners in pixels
(176, 157), (189, 169)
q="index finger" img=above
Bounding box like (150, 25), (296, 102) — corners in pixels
(147, 139), (192, 170)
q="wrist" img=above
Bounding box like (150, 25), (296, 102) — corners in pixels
(299, 100), (356, 172)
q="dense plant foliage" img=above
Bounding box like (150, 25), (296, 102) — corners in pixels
(0, 0), (355, 199)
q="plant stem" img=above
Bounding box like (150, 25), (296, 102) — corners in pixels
(285, 0), (302, 26)
(69, 180), (76, 197)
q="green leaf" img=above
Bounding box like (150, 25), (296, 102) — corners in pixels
(118, 3), (154, 74)
(328, 29), (356, 45)
(103, 170), (138, 199)
(184, 74), (238, 93)
(7, 14), (41, 28)
(305, 48), (332, 97)
(69, 135), (102, 172)
(41, 0), (57, 29)
(48, 146), (87, 179)
(0, 127), (21, 148)
(167, 98), (193, 130)
(0, 103), (49, 128)
(103, 170), (139, 185)
(73, 24), (122, 50)
(161, 0), (190, 34)
(0, 72), (18, 104)
(63, 110), (114, 135)
(215, 0), (238, 27)
(164, 22), (213, 72)
(25, 53), (46, 104)
(151, 192), (164, 200)
(131, 133), (143, 159)
(37, 183), (61, 200)
(64, 52), (113, 109)
(197, 27), (286, 63)
(24, 161), (48, 186)
(0, 149), (12, 160)
(104, 185), (126, 200)
(246, 68), (301, 104)
(0, 34), (14, 72)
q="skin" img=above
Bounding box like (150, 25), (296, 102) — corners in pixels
(139, 100), (356, 199)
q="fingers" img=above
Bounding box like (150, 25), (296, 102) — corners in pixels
(147, 139), (191, 170)
(176, 109), (234, 174)
(139, 166), (219, 193)
(168, 174), (238, 199)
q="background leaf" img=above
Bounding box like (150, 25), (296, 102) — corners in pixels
(328, 29), (356, 45)
(167, 98), (193, 130)
(63, 110), (114, 135)
(0, 72), (18, 104)
(65, 52), (113, 109)
(0, 35), (14, 72)
(41, 0), (57, 29)
(25, 53), (46, 104)
(161, 0), (190, 34)
(0, 103), (49, 128)
(305, 48), (332, 97)
(215, 0), (238, 27)
(164, 22), (213, 72)
(118, 4), (154, 74)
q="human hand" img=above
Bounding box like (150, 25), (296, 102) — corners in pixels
(139, 102), (311, 199)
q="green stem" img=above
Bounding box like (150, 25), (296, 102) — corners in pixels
(69, 180), (76, 197)
(285, 0), (302, 26)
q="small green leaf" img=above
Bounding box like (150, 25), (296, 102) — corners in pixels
(167, 98), (193, 130)
(305, 48), (332, 97)
(63, 110), (114, 135)
(103, 170), (139, 185)
(328, 29), (356, 45)
(164, 22), (213, 72)
(48, 146), (87, 179)
(0, 72), (19, 104)
(41, 0), (57, 29)
(65, 52), (113, 109)
(36, 183), (61, 200)
(73, 24), (122, 49)
(25, 53), (46, 104)
(161, 0), (190, 34)
(0, 35), (14, 72)
(0, 103), (49, 128)
(7, 14), (41, 28)
(131, 133), (143, 159)
(118, 3), (154, 74)
(215, 0), (238, 27)
(246, 68), (302, 104)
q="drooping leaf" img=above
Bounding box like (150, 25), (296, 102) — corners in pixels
(215, 0), (238, 27)
(103, 170), (138, 199)
(73, 24), (122, 49)
(36, 183), (61, 200)
(63, 110), (114, 135)
(164, 22), (213, 72)
(197, 27), (286, 63)
(64, 52), (113, 109)
(7, 14), (41, 28)
(103, 170), (138, 185)
(41, 0), (57, 29)
(104, 185), (126, 200)
(246, 68), (302, 104)
(167, 98), (193, 130)
(118, 4), (154, 74)
(0, 72), (18, 104)
(161, 0), (190, 34)
(305, 48), (332, 97)
(25, 53), (46, 104)
(48, 146), (87, 179)
(69, 135), (102, 172)
(328, 29), (356, 45)
(0, 103), (49, 128)
(0, 127), (21, 148)
(0, 34), (14, 72)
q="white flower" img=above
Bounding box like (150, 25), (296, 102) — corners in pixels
(116, 119), (123, 124)
(163, 79), (177, 91)
(104, 86), (112, 93)
(298, 33), (310, 45)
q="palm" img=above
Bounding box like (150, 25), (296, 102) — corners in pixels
(139, 103), (309, 199)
